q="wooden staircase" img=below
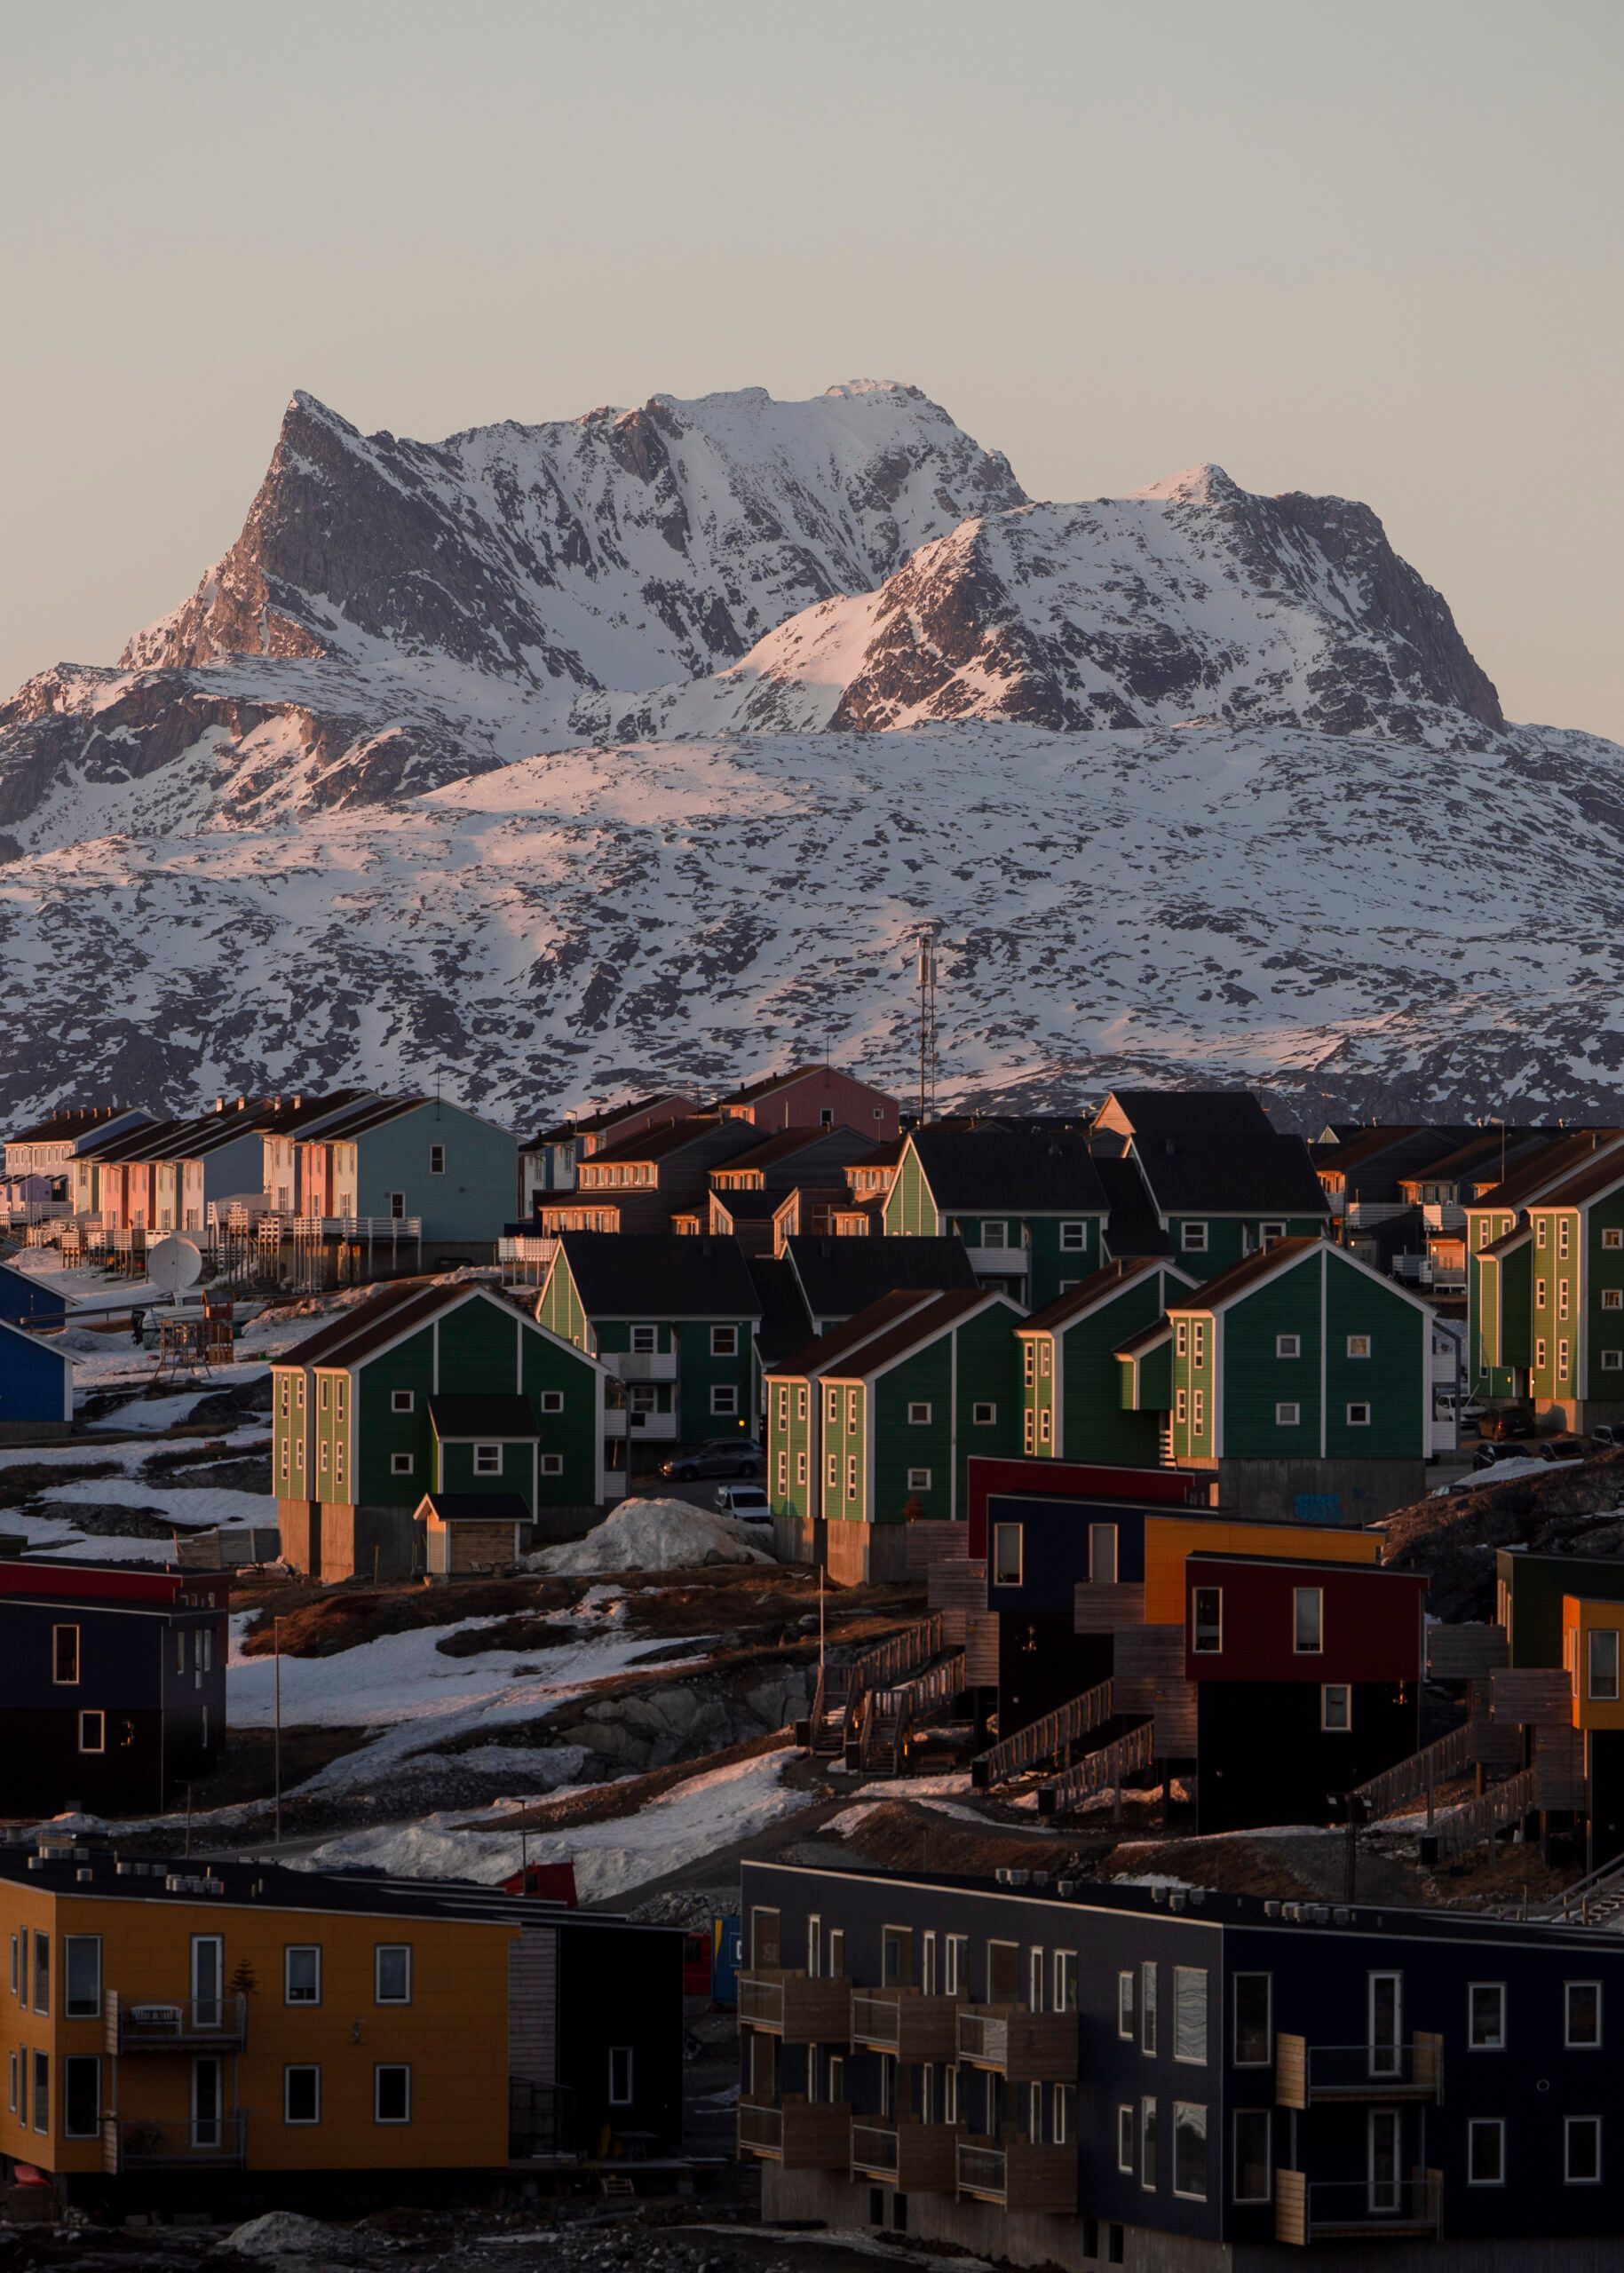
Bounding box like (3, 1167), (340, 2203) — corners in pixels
(971, 1680), (1116, 1789)
(1034, 1719), (1155, 1818)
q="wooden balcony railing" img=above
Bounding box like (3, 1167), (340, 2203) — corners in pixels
(955, 2134), (1077, 2214)
(955, 2005), (1078, 2082)
(737, 2095), (850, 2167)
(850, 1989), (960, 2061)
(1275, 2167), (1442, 2244)
(106, 1992), (248, 2055)
(737, 1968), (852, 2043)
(1276, 2033), (1444, 2108)
(851, 2118), (957, 2192)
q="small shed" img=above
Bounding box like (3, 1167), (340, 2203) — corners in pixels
(416, 1492), (530, 1577)
(0, 1262), (68, 1333)
(0, 1317), (73, 1440)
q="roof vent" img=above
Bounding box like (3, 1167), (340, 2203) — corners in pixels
(165, 1874), (186, 1891)
(1168, 1889), (1187, 1913)
(115, 1861), (134, 1876)
(26, 1857), (45, 1873)
(1333, 1906), (1351, 1924)
(1264, 1900), (1281, 1918)
(1150, 1885), (1168, 1905)
(75, 1868), (92, 1884)
(1007, 1868), (1030, 1888)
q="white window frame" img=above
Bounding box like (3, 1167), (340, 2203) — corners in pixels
(710, 1326), (738, 1358)
(472, 1444), (503, 1476)
(428, 1144), (446, 1176)
(1192, 1588), (1223, 1654)
(993, 1522), (1023, 1587)
(1346, 1401), (1371, 1427)
(981, 1220), (1009, 1248)
(1565, 1981), (1603, 2048)
(539, 1390), (564, 1414)
(1467, 2117), (1506, 2186)
(375, 1944), (412, 2004)
(710, 1384), (739, 1416)
(540, 1452), (564, 1477)
(1276, 1334), (1301, 1358)
(1171, 2102), (1208, 2201)
(1059, 1221), (1088, 1251)
(907, 1400), (932, 1425)
(1605, 1228), (1624, 1251)
(77, 1710), (106, 1754)
(630, 1326), (657, 1354)
(1468, 1982), (1506, 2050)
(1172, 1968), (1208, 2066)
(390, 1452), (414, 1476)
(387, 1191), (407, 1221)
(971, 1400), (996, 1425)
(1565, 2114), (1602, 2184)
(374, 2063), (412, 2124)
(1181, 1222), (1208, 1254)
(1117, 1968), (1135, 2039)
(283, 1945), (321, 2007)
(63, 1936), (101, 2021)
(1603, 1350), (1624, 1369)
(51, 1625), (80, 1686)
(1117, 2103), (1136, 2174)
(1276, 1401), (1301, 1427)
(906, 1465), (932, 1492)
(1294, 1588), (1324, 1654)
(1589, 1629), (1621, 1703)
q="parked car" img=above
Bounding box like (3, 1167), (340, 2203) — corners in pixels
(1473, 1439), (1541, 1471)
(1539, 1435), (1592, 1462)
(715, 1482), (773, 1525)
(1592, 1422), (1624, 1449)
(660, 1438), (764, 1482)
(1479, 1408), (1534, 1442)
(1457, 1398), (1486, 1437)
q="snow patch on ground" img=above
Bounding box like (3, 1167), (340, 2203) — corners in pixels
(533, 1496), (772, 1574)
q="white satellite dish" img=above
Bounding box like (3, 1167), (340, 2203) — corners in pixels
(147, 1235), (203, 1302)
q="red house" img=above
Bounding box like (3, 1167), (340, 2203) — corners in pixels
(714, 1065), (899, 1143)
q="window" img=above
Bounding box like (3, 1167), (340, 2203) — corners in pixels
(5, 2053), (12, 2114)
(710, 1385), (739, 1416)
(387, 1192), (406, 1221)
(1559, 1219), (1572, 1259)
(33, 1932), (48, 2016)
(1117, 2104), (1135, 2174)
(1181, 1222), (1208, 1254)
(540, 1390), (563, 1414)
(1022, 1342), (1035, 1384)
(1276, 1333), (1301, 1358)
(1117, 1969), (1135, 2039)
(390, 1452), (414, 1476)
(284, 2066), (321, 2125)
(630, 1326), (657, 1354)
(826, 1453), (838, 1490)
(375, 2063), (412, 2123)
(32, 2050), (48, 2134)
(795, 1450), (806, 1485)
(883, 1927), (915, 1989)
(1275, 1401), (1301, 1427)
(846, 1454), (858, 1494)
(982, 1221), (1009, 1247)
(1606, 1229), (1624, 1251)
(1140, 1961), (1158, 2055)
(1192, 1322), (1206, 1365)
(473, 1444), (503, 1475)
(1565, 1982), (1602, 2047)
(1346, 1334), (1372, 1358)
(907, 1400), (932, 1425)
(1233, 1974), (1272, 2067)
(944, 1935), (968, 1996)
(1536, 1277), (1548, 1309)
(376, 1945), (411, 2004)
(904, 1464), (930, 1491)
(1294, 1587), (1324, 1653)
(1173, 1969), (1208, 2064)
(1089, 1524), (1119, 1584)
(1192, 1389), (1204, 1435)
(1028, 1946), (1045, 2011)
(77, 1710), (106, 1754)
(1559, 1340), (1572, 1382)
(429, 1144), (446, 1176)
(1565, 2115), (1601, 2183)
(1320, 1684), (1352, 1732)
(1140, 2097), (1159, 2190)
(63, 2056), (99, 2140)
(1175, 1388), (1188, 1424)
(64, 1937), (100, 2020)
(1559, 1278), (1571, 1319)
(1040, 1342), (1051, 1377)
(1175, 1321), (1188, 1358)
(1468, 2119), (1505, 2186)
(1346, 1401), (1371, 1426)
(1589, 1630), (1620, 1703)
(1232, 2108), (1271, 2203)
(1260, 1220), (1287, 1245)
(1054, 1951), (1079, 2013)
(1537, 1219), (1549, 1248)
(1039, 1407), (1052, 1445)
(796, 1384), (807, 1422)
(1172, 2104), (1208, 2199)
(847, 1389), (860, 1430)
(51, 1626), (79, 1684)
(1536, 1336), (1549, 1369)
(972, 1400), (997, 1425)
(710, 1326), (738, 1357)
(1604, 1351), (1624, 1371)
(1192, 1587), (1222, 1652)
(1060, 1222), (1088, 1250)
(993, 1523), (1023, 1587)
(1468, 1983), (1506, 2049)
(284, 1946), (321, 2006)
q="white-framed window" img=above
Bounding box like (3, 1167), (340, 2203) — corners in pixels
(1276, 1401), (1301, 1427)
(1320, 1684), (1352, 1732)
(391, 1452), (414, 1476)
(1260, 1220), (1287, 1245)
(1346, 1401), (1371, 1426)
(1233, 1973), (1272, 2066)
(1039, 1407), (1052, 1445)
(375, 2063), (411, 2124)
(64, 1937), (100, 2020)
(906, 1465), (932, 1491)
(1022, 1341), (1036, 1384)
(473, 1444), (503, 1475)
(1346, 1333), (1372, 1358)
(982, 1221), (1009, 1247)
(1536, 1278), (1548, 1309)
(539, 1453), (564, 1477)
(77, 1710), (106, 1754)
(846, 1453), (858, 1493)
(1565, 1981), (1603, 2047)
(1559, 1219), (1572, 1259)
(1141, 1960), (1158, 2055)
(1039, 1342), (1051, 1377)
(51, 1626), (80, 1685)
(796, 1384), (807, 1422)
(1605, 1228), (1624, 1251)
(1059, 1222), (1089, 1250)
(375, 1945), (412, 2004)
(847, 1388), (860, 1430)
(1537, 1218), (1549, 1248)
(540, 1390), (563, 1413)
(1141, 2095), (1159, 2189)
(1565, 2114), (1602, 2184)
(387, 1192), (407, 1221)
(1176, 1320), (1188, 1358)
(907, 1400), (932, 1424)
(1181, 1222), (1208, 1253)
(1192, 1322), (1206, 1365)
(283, 2065), (321, 2125)
(630, 1326), (657, 1354)
(1559, 1340), (1572, 1382)
(1560, 1280), (1571, 1320)
(1604, 1350), (1624, 1371)
(1468, 1983), (1506, 2049)
(429, 1144), (446, 1176)
(1468, 2118), (1506, 2185)
(1172, 2103), (1208, 2199)
(993, 1523), (1023, 1587)
(795, 1450), (807, 1485)
(710, 1326), (738, 1357)
(1117, 1968), (1135, 2038)
(1192, 1588), (1222, 1653)
(284, 1946), (321, 2006)
(1294, 1588), (1324, 1653)
(710, 1385), (740, 1416)
(608, 2046), (635, 2106)
(1054, 1950), (1079, 2013)
(776, 1451), (788, 1493)
(972, 1400), (996, 1424)
(1276, 1334), (1301, 1358)
(1192, 1388), (1205, 1435)
(1536, 1336), (1549, 1368)
(1173, 1968), (1208, 2065)
(1232, 2108), (1271, 2202)
(1117, 2103), (1136, 2173)
(1176, 1387), (1188, 1424)
(1588, 1629), (1620, 1702)
(825, 1453), (837, 1489)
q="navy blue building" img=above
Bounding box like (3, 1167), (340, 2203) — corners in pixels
(0, 1262), (68, 1333)
(0, 1317), (73, 1439)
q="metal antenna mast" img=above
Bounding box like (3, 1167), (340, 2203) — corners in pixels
(915, 923), (943, 1122)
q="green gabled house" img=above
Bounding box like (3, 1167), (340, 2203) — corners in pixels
(536, 1232), (762, 1477)
(1120, 1236), (1431, 1524)
(1463, 1130), (1624, 1401)
(1121, 1130), (1330, 1282)
(1016, 1257), (1196, 1465)
(1525, 1152), (1624, 1431)
(881, 1125), (1107, 1305)
(272, 1278), (608, 1580)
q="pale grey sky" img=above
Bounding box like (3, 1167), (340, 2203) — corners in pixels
(4, 0), (1620, 737)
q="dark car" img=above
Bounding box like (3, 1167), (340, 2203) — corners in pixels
(1472, 1439), (1539, 1471)
(660, 1437), (764, 1483)
(1539, 1436), (1592, 1462)
(1479, 1408), (1534, 1442)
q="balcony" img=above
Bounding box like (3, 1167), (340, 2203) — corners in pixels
(102, 2113), (248, 2174)
(1275, 2034), (1444, 2108)
(603, 1407), (678, 1440)
(106, 1992), (248, 2055)
(851, 1989), (960, 2062)
(1275, 2169), (1442, 2245)
(964, 1245), (1028, 1278)
(737, 2094), (851, 2167)
(851, 2118), (957, 2192)
(955, 2006), (1077, 2083)
(603, 1350), (679, 1383)
(738, 1968), (852, 2043)
(956, 2134), (1077, 2214)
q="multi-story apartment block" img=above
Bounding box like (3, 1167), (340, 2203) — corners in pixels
(1017, 1261), (1197, 1467)
(883, 1128), (1108, 1306)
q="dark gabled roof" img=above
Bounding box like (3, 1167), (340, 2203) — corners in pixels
(1481, 1223), (1532, 1261)
(772, 1184), (849, 1220)
(417, 1493), (532, 1524)
(785, 1233), (978, 1323)
(295, 1094), (431, 1145)
(556, 1232), (761, 1320)
(585, 1116), (751, 1168)
(279, 1279), (496, 1371)
(709, 1191), (780, 1222)
(1019, 1257), (1186, 1335)
(1393, 1128), (1560, 1194)
(1114, 1317), (1174, 1362)
(427, 1395), (539, 1439)
(4, 1105), (142, 1146)
(257, 1089), (373, 1136)
(772, 1289), (944, 1382)
(521, 1093), (694, 1150)
(1095, 1156), (1173, 1258)
(1165, 1235), (1325, 1312)
(907, 1127), (1108, 1213)
(83, 1116), (190, 1164)
(1096, 1089), (1272, 1141)
(710, 1127), (836, 1176)
(1529, 1151), (1624, 1212)
(1131, 1131), (1330, 1219)
(1474, 1129), (1624, 1212)
(716, 1064), (890, 1108)
(1314, 1125), (1479, 1197)
(825, 1288), (1005, 1382)
(747, 1256), (814, 1370)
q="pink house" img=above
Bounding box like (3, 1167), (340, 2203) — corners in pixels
(715, 1064), (899, 1143)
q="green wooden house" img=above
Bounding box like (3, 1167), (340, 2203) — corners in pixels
(1119, 1236), (1431, 1524)
(537, 1233), (762, 1474)
(764, 1290), (946, 1548)
(1524, 1152), (1624, 1431)
(1464, 1131), (1624, 1402)
(882, 1126), (1107, 1305)
(272, 1278), (608, 1580)
(1016, 1257), (1196, 1465)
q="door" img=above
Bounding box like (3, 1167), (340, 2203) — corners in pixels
(1367, 2109), (1401, 2214)
(192, 2056), (222, 2151)
(191, 1935), (224, 2029)
(1367, 1972), (1401, 2079)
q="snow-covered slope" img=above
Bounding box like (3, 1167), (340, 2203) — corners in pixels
(0, 378), (1618, 1129)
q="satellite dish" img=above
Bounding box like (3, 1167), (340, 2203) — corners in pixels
(147, 1235), (203, 1301)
